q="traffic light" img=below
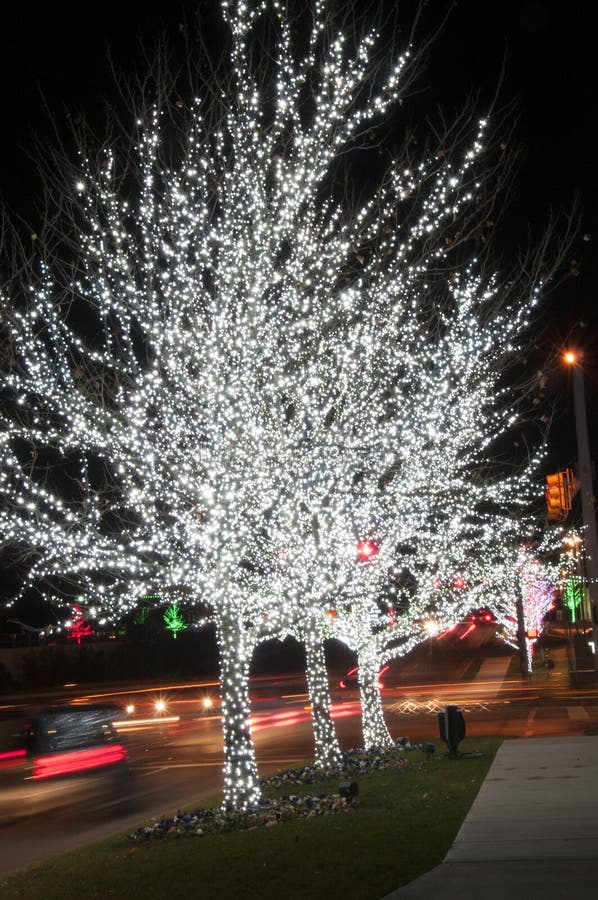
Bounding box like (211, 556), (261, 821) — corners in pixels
(546, 473), (564, 520)
(545, 469), (578, 520)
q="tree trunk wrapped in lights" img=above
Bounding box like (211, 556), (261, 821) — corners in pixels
(356, 653), (394, 749)
(303, 629), (342, 768)
(0, 1), (571, 809)
(218, 618), (261, 810)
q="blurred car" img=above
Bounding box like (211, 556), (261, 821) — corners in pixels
(23, 704), (129, 780)
(0, 703), (131, 822)
(339, 665), (389, 690)
(469, 608), (496, 625)
(455, 608), (497, 642)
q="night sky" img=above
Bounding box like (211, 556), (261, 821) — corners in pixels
(0, 0), (596, 465)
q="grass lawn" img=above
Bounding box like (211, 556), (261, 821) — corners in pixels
(0, 736), (501, 900)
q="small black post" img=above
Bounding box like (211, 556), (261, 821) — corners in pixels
(438, 704), (466, 758)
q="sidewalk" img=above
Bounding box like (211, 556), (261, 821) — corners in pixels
(382, 734), (598, 899)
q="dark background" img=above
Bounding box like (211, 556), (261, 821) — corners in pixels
(0, 0), (596, 617)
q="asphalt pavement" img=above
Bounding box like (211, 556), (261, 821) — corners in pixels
(382, 733), (598, 900)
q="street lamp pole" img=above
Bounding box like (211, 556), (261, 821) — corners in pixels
(515, 595), (531, 677)
(565, 351), (598, 682)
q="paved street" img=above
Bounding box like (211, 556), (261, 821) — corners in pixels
(1, 639), (596, 876)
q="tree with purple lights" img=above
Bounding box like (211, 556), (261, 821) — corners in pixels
(490, 545), (558, 674)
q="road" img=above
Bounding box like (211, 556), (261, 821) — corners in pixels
(0, 643), (596, 875)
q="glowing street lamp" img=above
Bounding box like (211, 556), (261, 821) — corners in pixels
(563, 350), (598, 681)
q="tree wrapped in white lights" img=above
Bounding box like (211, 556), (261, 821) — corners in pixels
(0, 0), (567, 808)
(317, 264), (550, 749)
(323, 502), (541, 748)
(254, 263), (545, 757)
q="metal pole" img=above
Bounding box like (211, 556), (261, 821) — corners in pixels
(570, 362), (598, 682)
(515, 595), (530, 677)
